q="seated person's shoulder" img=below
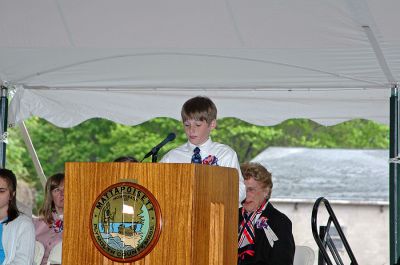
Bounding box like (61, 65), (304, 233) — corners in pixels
(32, 216), (51, 231)
(18, 213), (34, 223)
(7, 213), (35, 230)
(269, 203), (292, 225)
(32, 216), (44, 226)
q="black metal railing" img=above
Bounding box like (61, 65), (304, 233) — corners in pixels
(311, 197), (358, 265)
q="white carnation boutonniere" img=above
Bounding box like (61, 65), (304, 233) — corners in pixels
(255, 217), (278, 248)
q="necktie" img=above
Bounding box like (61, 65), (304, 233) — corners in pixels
(191, 147), (202, 164)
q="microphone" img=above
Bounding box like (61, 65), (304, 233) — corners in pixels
(142, 133), (176, 161)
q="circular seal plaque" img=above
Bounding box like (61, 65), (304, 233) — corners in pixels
(90, 182), (162, 262)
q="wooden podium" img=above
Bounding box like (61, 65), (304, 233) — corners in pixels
(63, 162), (239, 265)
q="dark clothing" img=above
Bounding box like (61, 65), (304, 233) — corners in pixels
(238, 203), (295, 265)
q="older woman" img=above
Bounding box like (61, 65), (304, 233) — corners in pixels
(238, 163), (295, 265)
(0, 168), (35, 265)
(34, 173), (64, 265)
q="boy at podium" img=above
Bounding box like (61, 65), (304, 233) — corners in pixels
(160, 96), (245, 204)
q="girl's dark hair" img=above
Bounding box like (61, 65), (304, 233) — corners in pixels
(113, 156), (138, 162)
(0, 168), (19, 223)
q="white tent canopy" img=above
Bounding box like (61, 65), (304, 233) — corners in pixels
(1, 0), (399, 127)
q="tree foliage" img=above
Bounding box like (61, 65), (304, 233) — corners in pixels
(5, 117), (388, 213)
(212, 118), (282, 162)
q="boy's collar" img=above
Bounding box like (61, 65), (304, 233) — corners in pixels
(187, 138), (212, 150)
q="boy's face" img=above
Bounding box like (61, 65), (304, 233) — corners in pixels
(183, 119), (216, 146)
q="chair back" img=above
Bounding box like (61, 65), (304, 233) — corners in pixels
(34, 241), (45, 265)
(46, 241), (62, 265)
(294, 245), (315, 265)
(311, 197), (358, 265)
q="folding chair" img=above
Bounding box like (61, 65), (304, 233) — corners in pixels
(294, 245), (315, 265)
(46, 241), (62, 265)
(34, 241), (45, 265)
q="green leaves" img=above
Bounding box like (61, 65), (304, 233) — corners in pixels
(5, 117), (388, 213)
(7, 117), (389, 178)
(273, 119), (389, 148)
(212, 118), (282, 162)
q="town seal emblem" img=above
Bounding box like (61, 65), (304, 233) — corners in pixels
(90, 182), (162, 262)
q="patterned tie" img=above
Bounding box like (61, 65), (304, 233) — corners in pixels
(191, 147), (202, 164)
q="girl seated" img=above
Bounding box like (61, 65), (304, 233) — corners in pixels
(0, 168), (35, 265)
(34, 173), (64, 265)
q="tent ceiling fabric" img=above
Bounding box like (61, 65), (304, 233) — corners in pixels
(1, 0), (399, 127)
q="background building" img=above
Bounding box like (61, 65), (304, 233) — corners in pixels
(252, 147), (389, 265)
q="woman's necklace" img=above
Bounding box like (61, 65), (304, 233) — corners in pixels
(52, 211), (64, 233)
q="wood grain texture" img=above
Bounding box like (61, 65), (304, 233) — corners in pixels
(63, 162), (238, 265)
(209, 203), (224, 265)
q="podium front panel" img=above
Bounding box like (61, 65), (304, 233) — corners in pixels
(63, 162), (238, 265)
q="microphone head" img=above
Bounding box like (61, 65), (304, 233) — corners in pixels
(167, 132), (176, 141)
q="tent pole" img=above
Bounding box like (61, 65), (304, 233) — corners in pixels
(18, 122), (47, 187)
(0, 86), (8, 168)
(390, 83), (400, 265)
(363, 24), (399, 264)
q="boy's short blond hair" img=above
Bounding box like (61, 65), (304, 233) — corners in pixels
(181, 96), (217, 124)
